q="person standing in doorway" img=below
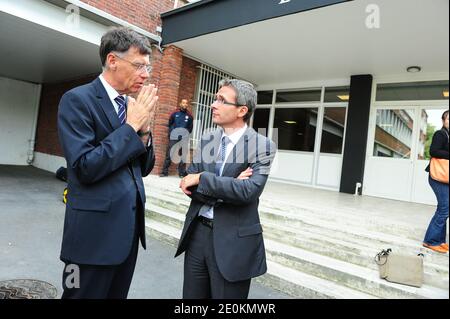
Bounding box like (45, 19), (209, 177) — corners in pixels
(423, 110), (449, 254)
(160, 99), (193, 178)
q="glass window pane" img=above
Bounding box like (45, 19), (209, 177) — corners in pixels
(252, 108), (270, 137)
(257, 91), (273, 104)
(276, 89), (321, 103)
(417, 109), (447, 160)
(273, 108), (318, 152)
(373, 109), (414, 159)
(320, 107), (347, 154)
(324, 86), (350, 103)
(376, 81), (449, 101)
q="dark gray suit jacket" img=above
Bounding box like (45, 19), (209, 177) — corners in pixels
(175, 127), (277, 282)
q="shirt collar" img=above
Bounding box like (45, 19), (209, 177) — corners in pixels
(99, 74), (126, 102)
(222, 124), (248, 146)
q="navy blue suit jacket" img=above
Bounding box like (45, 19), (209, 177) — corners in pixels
(57, 77), (155, 266)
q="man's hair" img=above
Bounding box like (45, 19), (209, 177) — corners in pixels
(100, 27), (152, 67)
(442, 110), (449, 121)
(218, 79), (257, 123)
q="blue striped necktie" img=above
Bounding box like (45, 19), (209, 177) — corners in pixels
(115, 95), (127, 125)
(215, 136), (230, 176)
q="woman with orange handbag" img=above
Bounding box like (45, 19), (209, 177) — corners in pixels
(423, 110), (449, 254)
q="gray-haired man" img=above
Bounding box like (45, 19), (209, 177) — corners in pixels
(177, 79), (277, 299)
(58, 27), (158, 299)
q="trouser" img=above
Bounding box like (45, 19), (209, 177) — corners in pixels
(162, 139), (188, 176)
(61, 207), (141, 299)
(424, 175), (449, 246)
(183, 218), (251, 299)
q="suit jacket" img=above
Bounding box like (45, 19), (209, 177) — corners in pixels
(57, 77), (155, 266)
(175, 127), (277, 282)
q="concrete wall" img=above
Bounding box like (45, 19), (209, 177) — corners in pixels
(0, 76), (41, 165)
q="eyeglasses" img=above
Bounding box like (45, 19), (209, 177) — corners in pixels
(212, 96), (245, 107)
(114, 54), (152, 74)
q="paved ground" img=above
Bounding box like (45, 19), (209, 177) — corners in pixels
(0, 165), (289, 299)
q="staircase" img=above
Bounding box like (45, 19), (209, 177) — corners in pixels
(143, 176), (449, 299)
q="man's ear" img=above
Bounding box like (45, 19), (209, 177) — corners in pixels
(107, 53), (117, 70)
(238, 105), (249, 119)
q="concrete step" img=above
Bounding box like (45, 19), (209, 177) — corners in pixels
(147, 182), (430, 242)
(259, 196), (432, 242)
(259, 261), (378, 299)
(146, 204), (185, 229)
(146, 193), (449, 289)
(259, 211), (449, 269)
(147, 191), (448, 268)
(261, 220), (449, 290)
(264, 239), (449, 299)
(145, 204), (448, 289)
(145, 218), (181, 248)
(147, 187), (431, 243)
(144, 217), (448, 299)
(144, 219), (378, 299)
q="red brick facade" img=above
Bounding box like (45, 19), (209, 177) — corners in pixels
(35, 74), (97, 157)
(180, 56), (200, 111)
(34, 0), (200, 175)
(151, 46), (184, 173)
(35, 48), (199, 176)
(80, 0), (185, 35)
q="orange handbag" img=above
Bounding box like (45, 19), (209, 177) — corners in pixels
(430, 157), (449, 184)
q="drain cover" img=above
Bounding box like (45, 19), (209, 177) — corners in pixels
(0, 279), (57, 299)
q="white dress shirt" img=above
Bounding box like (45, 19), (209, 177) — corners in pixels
(200, 124), (248, 219)
(98, 75), (152, 147)
(99, 74), (126, 115)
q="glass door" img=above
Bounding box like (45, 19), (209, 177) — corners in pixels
(364, 108), (417, 201)
(364, 106), (448, 203)
(412, 107), (448, 204)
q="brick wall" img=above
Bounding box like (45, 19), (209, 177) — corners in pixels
(180, 56), (200, 113)
(34, 0), (200, 175)
(151, 46), (184, 174)
(35, 75), (97, 157)
(152, 54), (200, 175)
(35, 46), (200, 177)
(80, 0), (183, 35)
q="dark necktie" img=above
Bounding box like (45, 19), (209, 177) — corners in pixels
(215, 136), (230, 176)
(115, 95), (127, 125)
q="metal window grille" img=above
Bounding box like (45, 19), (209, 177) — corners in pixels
(191, 64), (236, 149)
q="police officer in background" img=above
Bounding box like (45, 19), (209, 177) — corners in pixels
(160, 99), (194, 177)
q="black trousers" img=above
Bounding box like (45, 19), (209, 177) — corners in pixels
(183, 220), (251, 299)
(162, 139), (188, 176)
(61, 214), (140, 299)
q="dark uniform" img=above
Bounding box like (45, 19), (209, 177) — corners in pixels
(161, 109), (194, 177)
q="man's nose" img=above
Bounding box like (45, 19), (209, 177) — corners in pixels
(140, 70), (150, 79)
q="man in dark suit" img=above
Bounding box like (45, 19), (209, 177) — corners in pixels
(57, 27), (159, 299)
(178, 79), (277, 299)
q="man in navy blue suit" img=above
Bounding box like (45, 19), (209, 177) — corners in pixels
(57, 27), (159, 299)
